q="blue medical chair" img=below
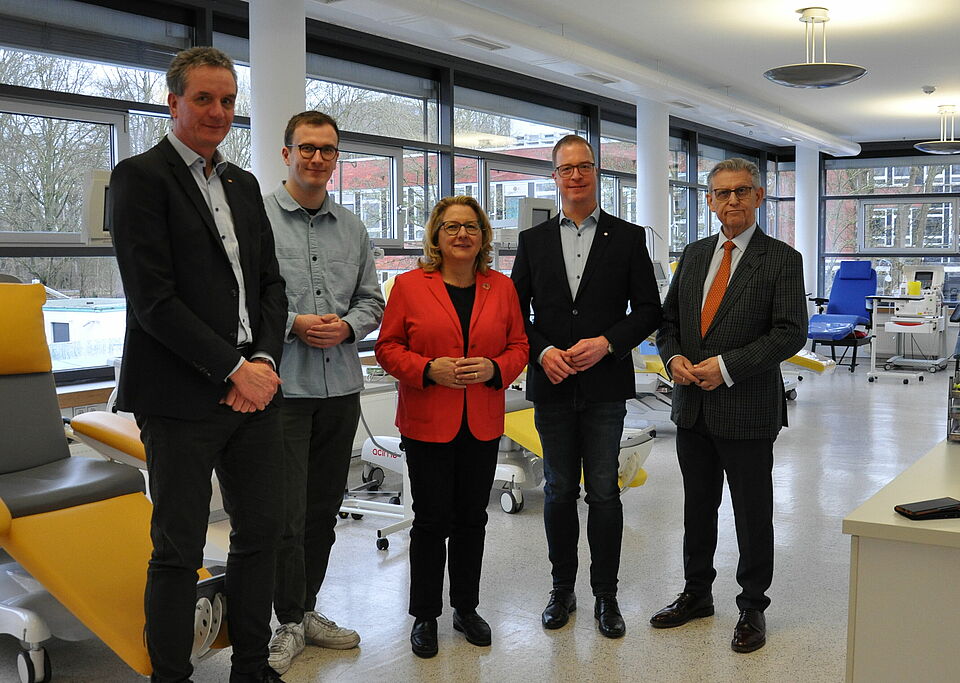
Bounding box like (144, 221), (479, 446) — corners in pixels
(808, 261), (877, 372)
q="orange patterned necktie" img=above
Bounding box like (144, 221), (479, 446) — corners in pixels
(700, 240), (735, 337)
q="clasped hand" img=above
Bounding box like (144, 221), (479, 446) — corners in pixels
(221, 359), (282, 412)
(668, 355), (724, 391)
(293, 313), (350, 349)
(541, 336), (609, 385)
(428, 356), (494, 389)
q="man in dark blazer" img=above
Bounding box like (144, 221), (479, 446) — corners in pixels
(512, 135), (661, 639)
(110, 47), (287, 683)
(650, 158), (807, 654)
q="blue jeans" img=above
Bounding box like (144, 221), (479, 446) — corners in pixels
(534, 398), (626, 596)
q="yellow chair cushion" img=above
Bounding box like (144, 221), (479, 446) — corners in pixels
(0, 283), (51, 374)
(503, 407), (543, 457)
(1, 493), (153, 675)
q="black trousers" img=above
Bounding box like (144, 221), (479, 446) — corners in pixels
(403, 426), (499, 619)
(676, 412), (774, 612)
(138, 405), (283, 683)
(273, 393), (360, 624)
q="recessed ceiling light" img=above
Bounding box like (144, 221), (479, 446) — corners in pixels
(669, 100), (696, 109)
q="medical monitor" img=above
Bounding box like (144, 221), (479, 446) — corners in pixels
(518, 197), (557, 231)
(903, 264), (944, 290)
(652, 261), (667, 282)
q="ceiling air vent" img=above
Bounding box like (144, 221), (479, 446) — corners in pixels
(576, 72), (619, 85)
(453, 34), (510, 51)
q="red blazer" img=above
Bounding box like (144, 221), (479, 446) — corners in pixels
(375, 267), (529, 442)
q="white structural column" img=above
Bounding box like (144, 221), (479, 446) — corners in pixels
(249, 0), (306, 189)
(794, 144), (820, 298)
(635, 97), (670, 267)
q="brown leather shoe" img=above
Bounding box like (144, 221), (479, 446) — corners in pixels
(731, 609), (766, 653)
(649, 591), (714, 628)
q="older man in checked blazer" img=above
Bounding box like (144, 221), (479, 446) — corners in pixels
(650, 158), (807, 654)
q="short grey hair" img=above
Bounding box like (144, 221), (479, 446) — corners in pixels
(707, 158), (762, 192)
(166, 46), (237, 96)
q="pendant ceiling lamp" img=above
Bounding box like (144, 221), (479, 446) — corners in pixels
(914, 105), (960, 155)
(763, 7), (866, 88)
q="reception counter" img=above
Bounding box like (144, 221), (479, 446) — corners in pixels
(842, 440), (960, 682)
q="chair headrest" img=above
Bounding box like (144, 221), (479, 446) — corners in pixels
(837, 261), (874, 280)
(0, 283), (52, 375)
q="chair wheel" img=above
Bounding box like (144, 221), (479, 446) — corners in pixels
(376, 537), (389, 550)
(389, 496), (401, 505)
(17, 648), (51, 683)
(919, 375), (924, 382)
(500, 489), (524, 514)
(903, 379), (909, 384)
(338, 512), (348, 519)
(351, 513), (363, 520)
(868, 376), (875, 382)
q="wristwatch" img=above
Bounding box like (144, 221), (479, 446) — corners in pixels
(607, 342), (615, 356)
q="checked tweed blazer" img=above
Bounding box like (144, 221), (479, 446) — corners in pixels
(657, 228), (808, 440)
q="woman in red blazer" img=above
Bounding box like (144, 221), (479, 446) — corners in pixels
(375, 195), (528, 658)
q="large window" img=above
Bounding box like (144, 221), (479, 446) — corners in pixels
(454, 87), (585, 161)
(823, 156), (960, 299)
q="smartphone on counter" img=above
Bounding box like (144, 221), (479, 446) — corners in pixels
(894, 497), (960, 520)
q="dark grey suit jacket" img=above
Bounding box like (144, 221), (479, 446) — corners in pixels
(657, 229), (807, 440)
(110, 137), (287, 419)
(512, 210), (662, 404)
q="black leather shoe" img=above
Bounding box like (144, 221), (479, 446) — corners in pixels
(594, 595), (626, 638)
(258, 668), (284, 683)
(453, 609), (491, 646)
(649, 591), (715, 628)
(229, 666), (283, 682)
(410, 618), (438, 658)
(731, 609), (766, 653)
(541, 589), (576, 629)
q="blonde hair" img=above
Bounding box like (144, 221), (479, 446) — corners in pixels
(420, 196), (493, 274)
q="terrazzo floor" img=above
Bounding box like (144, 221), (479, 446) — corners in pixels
(0, 366), (949, 682)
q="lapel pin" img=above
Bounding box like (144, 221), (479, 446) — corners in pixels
(482, 282), (490, 290)
(603, 232), (608, 236)
(226, 178), (233, 183)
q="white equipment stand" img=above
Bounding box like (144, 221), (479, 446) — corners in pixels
(866, 295), (925, 384)
(339, 416), (413, 551)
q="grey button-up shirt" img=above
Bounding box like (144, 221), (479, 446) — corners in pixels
(263, 183), (384, 398)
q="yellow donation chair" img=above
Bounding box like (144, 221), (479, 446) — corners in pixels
(0, 283), (227, 682)
(0, 282), (152, 680)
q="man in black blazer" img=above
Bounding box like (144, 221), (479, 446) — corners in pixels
(111, 47), (286, 683)
(650, 158), (807, 653)
(512, 135), (661, 639)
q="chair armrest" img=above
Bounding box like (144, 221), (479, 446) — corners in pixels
(809, 296), (829, 306)
(69, 411), (146, 465)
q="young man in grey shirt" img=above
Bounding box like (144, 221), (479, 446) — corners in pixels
(263, 111), (384, 675)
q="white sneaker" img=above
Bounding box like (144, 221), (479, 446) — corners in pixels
(303, 611), (361, 649)
(267, 622), (304, 674)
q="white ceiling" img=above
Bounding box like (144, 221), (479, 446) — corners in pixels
(305, 0), (960, 156)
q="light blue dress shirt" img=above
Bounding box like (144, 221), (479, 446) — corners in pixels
(263, 183), (385, 398)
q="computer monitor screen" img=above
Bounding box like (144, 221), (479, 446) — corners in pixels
(531, 207), (551, 226)
(652, 261), (667, 282)
(914, 271), (934, 288)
